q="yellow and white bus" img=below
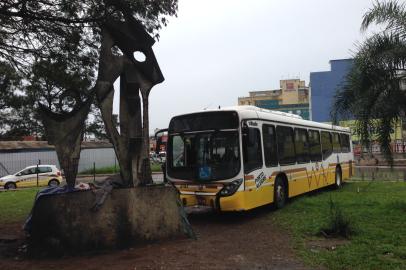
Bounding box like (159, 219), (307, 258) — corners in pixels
(164, 106), (354, 211)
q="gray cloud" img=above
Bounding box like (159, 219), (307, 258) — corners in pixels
(114, 0), (376, 133)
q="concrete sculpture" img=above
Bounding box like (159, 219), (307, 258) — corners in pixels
(40, 13), (164, 187)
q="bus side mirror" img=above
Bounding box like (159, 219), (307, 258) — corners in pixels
(156, 137), (162, 154)
(154, 129), (168, 154)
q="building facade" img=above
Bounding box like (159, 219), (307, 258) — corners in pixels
(238, 79), (310, 120)
(310, 58), (406, 156)
(309, 59), (353, 122)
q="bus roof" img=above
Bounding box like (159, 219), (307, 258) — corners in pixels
(177, 105), (350, 133)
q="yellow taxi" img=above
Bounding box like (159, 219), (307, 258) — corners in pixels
(0, 165), (62, 189)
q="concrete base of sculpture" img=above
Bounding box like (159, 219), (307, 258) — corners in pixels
(27, 185), (192, 256)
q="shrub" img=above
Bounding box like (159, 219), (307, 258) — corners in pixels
(320, 196), (356, 239)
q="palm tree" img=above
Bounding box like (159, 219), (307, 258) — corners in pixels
(333, 0), (406, 161)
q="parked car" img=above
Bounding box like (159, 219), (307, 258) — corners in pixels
(0, 165), (62, 189)
(150, 151), (166, 164)
(158, 151), (166, 163)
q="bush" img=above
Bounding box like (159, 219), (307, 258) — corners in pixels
(320, 196), (356, 239)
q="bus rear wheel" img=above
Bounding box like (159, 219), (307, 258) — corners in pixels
(274, 178), (287, 209)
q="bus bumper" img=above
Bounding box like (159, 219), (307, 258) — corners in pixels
(218, 192), (247, 211)
(180, 188), (273, 212)
(180, 193), (217, 209)
(179, 192), (246, 211)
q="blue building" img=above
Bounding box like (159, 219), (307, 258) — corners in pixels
(310, 59), (353, 122)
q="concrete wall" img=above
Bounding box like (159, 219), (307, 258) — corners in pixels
(310, 59), (353, 122)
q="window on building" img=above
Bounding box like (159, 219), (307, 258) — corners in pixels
(340, 133), (351, 153)
(262, 124), (278, 167)
(242, 128), (263, 173)
(332, 133), (341, 153)
(276, 126), (296, 165)
(294, 128), (309, 163)
(309, 130), (322, 161)
(321, 131), (333, 159)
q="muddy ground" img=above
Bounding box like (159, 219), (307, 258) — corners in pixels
(0, 206), (311, 270)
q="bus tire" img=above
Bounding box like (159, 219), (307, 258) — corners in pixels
(334, 166), (342, 189)
(274, 177), (287, 209)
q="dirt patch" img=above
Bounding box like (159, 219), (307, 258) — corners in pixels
(307, 237), (350, 253)
(0, 207), (312, 270)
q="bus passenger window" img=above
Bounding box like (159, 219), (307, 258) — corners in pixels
(332, 133), (341, 153)
(242, 128), (263, 173)
(340, 134), (350, 152)
(321, 131), (333, 159)
(262, 124), (278, 167)
(276, 126), (296, 165)
(308, 130), (322, 162)
(295, 128), (309, 163)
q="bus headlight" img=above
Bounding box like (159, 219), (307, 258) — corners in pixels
(219, 179), (243, 197)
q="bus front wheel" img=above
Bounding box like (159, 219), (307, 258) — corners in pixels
(274, 178), (287, 209)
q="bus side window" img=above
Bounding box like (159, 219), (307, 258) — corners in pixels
(332, 133), (341, 153)
(321, 131), (333, 159)
(295, 128), (309, 163)
(276, 126), (296, 165)
(340, 133), (350, 152)
(171, 135), (186, 167)
(242, 128), (263, 173)
(262, 124), (278, 167)
(308, 130), (322, 162)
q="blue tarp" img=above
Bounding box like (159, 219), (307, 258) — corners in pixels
(23, 185), (79, 233)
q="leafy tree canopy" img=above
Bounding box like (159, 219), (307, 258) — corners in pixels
(0, 0), (178, 139)
(333, 0), (406, 161)
(0, 0), (177, 71)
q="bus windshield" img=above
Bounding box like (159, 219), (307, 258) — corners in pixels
(167, 130), (240, 181)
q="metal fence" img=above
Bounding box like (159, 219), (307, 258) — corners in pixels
(353, 166), (406, 181)
(0, 148), (117, 177)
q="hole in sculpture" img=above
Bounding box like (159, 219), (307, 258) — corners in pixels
(133, 51), (146, 62)
(113, 76), (121, 135)
(111, 45), (123, 56)
(60, 95), (76, 113)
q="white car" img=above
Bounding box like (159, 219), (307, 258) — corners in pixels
(158, 151), (166, 163)
(0, 165), (63, 189)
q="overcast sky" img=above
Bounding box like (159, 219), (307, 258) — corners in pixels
(113, 0), (378, 133)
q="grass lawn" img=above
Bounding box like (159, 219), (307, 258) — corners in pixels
(0, 181), (405, 270)
(0, 189), (38, 224)
(274, 181), (406, 270)
(79, 163), (162, 175)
